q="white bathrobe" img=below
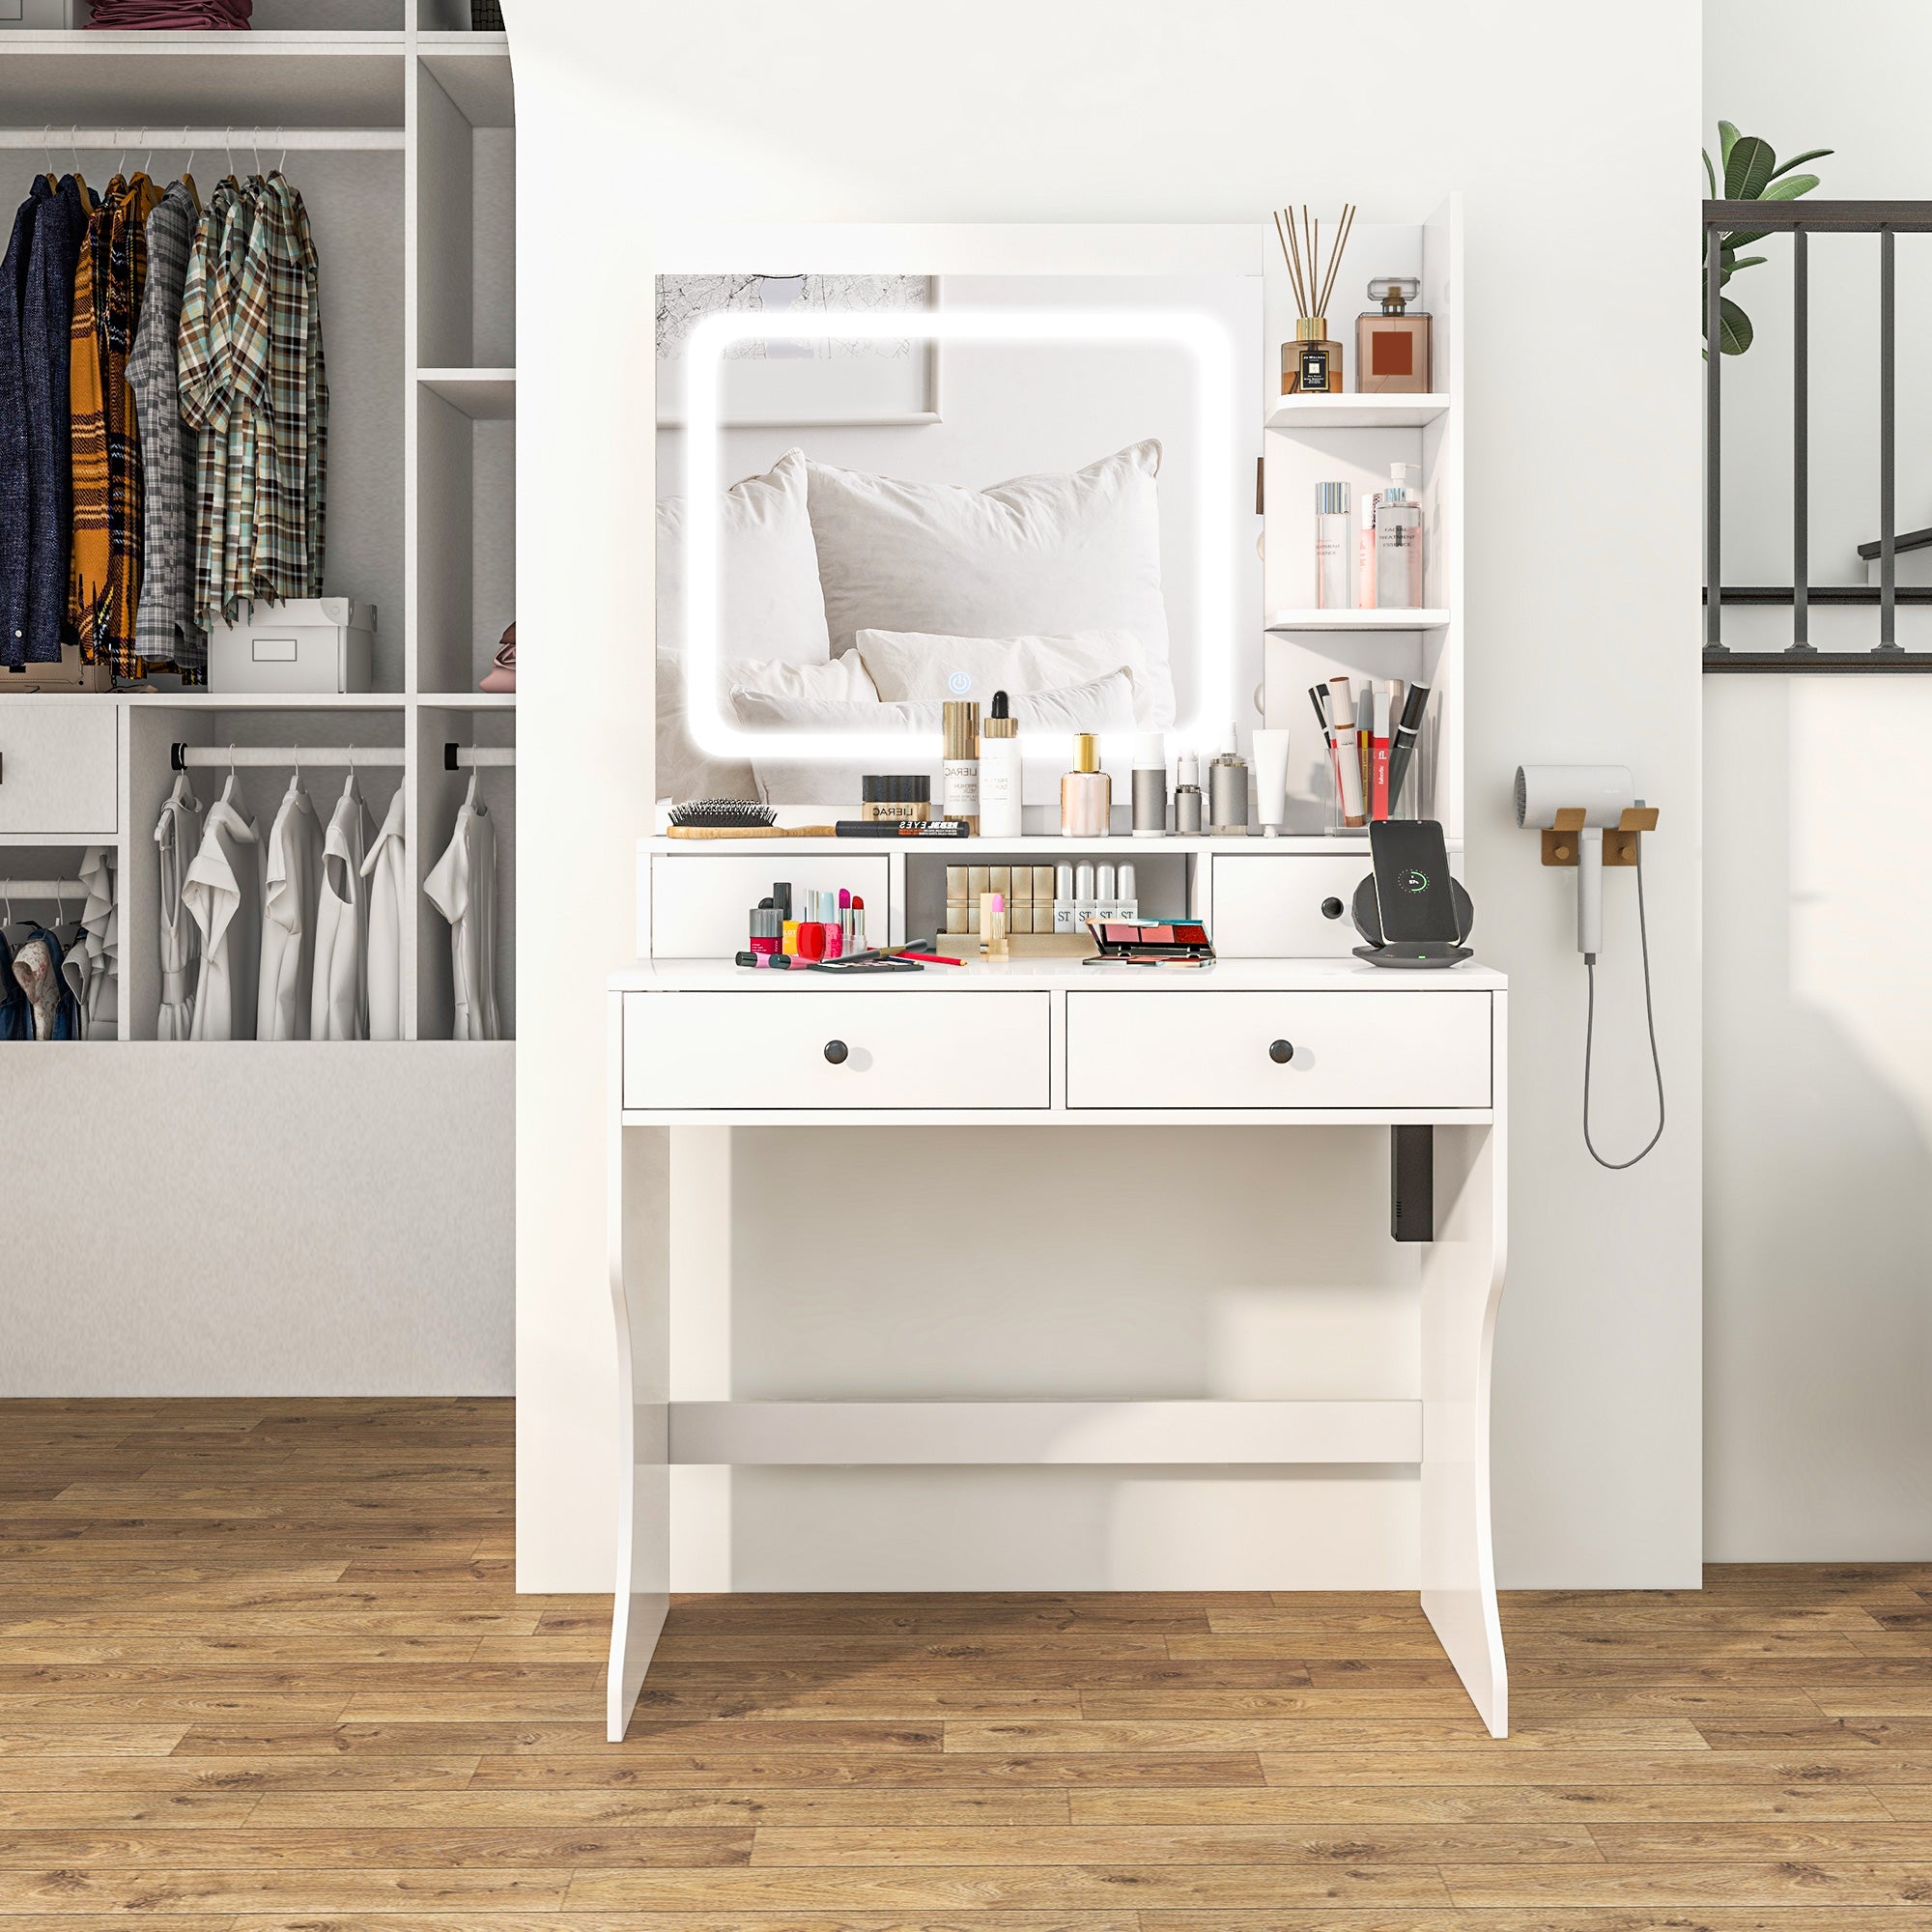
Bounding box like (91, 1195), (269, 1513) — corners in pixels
(359, 786), (407, 1042)
(182, 786), (262, 1041)
(424, 791), (499, 1041)
(311, 778), (368, 1042)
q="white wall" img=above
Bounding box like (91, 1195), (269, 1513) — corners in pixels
(1704, 0), (1932, 1557)
(508, 0), (1704, 1592)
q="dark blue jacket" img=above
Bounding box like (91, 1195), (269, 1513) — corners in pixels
(20, 177), (90, 665)
(0, 181), (43, 670)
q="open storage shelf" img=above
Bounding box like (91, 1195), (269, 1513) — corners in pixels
(0, 0), (516, 1046)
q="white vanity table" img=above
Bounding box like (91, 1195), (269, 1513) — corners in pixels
(612, 203), (1500, 1742)
(607, 831), (1509, 1741)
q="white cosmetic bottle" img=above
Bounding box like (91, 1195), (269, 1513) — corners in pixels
(978, 690), (1024, 838)
(1375, 462), (1423, 610)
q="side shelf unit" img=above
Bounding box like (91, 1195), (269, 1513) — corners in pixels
(1260, 195), (1462, 842)
(0, 1), (515, 1041)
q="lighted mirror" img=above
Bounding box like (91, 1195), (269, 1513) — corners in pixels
(652, 226), (1261, 812)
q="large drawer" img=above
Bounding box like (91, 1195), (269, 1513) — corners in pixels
(0, 704), (117, 835)
(1065, 989), (1492, 1110)
(649, 853), (890, 958)
(625, 990), (1050, 1111)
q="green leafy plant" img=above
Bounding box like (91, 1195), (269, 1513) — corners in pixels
(1703, 122), (1832, 355)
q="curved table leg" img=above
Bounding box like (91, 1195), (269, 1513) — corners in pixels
(1419, 1004), (1510, 1737)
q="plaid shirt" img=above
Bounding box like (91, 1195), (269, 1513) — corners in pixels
(180, 174), (328, 629)
(127, 182), (204, 675)
(68, 173), (159, 669)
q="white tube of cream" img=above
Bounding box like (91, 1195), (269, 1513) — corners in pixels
(1251, 728), (1291, 837)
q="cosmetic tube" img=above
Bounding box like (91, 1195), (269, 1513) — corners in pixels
(1326, 676), (1367, 827)
(1356, 488), (1378, 610)
(1371, 687), (1392, 821)
(1251, 728), (1291, 838)
(1131, 733), (1168, 836)
(1387, 682), (1430, 813)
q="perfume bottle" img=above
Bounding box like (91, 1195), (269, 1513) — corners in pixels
(1060, 732), (1111, 837)
(1315, 481), (1351, 609)
(1375, 462), (1423, 610)
(1280, 317), (1343, 395)
(1355, 277), (1432, 394)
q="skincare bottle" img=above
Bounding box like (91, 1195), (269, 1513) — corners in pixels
(1355, 277), (1432, 394)
(1316, 482), (1351, 610)
(1054, 861), (1076, 934)
(1131, 733), (1168, 837)
(1375, 462), (1423, 610)
(1060, 731), (1111, 838)
(978, 690), (1023, 838)
(1174, 751), (1205, 834)
(942, 701), (980, 835)
(1117, 862), (1137, 920)
(1208, 725), (1249, 836)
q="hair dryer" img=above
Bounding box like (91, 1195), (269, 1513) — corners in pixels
(1513, 764), (1634, 957)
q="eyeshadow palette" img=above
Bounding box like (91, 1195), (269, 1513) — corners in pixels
(1084, 919), (1215, 965)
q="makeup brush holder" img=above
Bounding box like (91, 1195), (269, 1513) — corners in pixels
(1540, 805), (1660, 868)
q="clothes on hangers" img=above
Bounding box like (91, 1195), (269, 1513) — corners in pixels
(0, 178), (45, 669)
(154, 771), (201, 1040)
(311, 773), (367, 1041)
(76, 843), (117, 1038)
(179, 169), (327, 631)
(424, 782), (498, 1042)
(12, 924), (79, 1041)
(360, 784), (406, 1042)
(257, 771), (322, 1041)
(127, 180), (205, 676)
(182, 781), (261, 1040)
(19, 174), (91, 665)
(0, 928), (26, 1041)
(69, 172), (161, 668)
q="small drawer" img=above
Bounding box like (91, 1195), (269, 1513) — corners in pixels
(649, 853), (890, 958)
(0, 704), (117, 835)
(1211, 853), (1374, 957)
(625, 990), (1050, 1111)
(1065, 989), (1491, 1110)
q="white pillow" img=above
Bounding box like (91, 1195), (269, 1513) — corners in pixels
(806, 442), (1176, 725)
(654, 448), (833, 802)
(655, 651), (878, 805)
(737, 669), (1137, 808)
(855, 627), (1161, 724)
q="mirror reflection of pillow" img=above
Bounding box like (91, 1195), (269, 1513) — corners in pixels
(654, 448), (831, 801)
(854, 628), (1163, 724)
(655, 652), (878, 805)
(805, 442), (1176, 727)
(736, 668), (1138, 809)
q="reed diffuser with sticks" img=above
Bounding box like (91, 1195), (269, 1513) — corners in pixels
(1274, 202), (1356, 395)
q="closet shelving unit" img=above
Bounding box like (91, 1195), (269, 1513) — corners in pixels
(1260, 197), (1462, 846)
(0, 0), (516, 1042)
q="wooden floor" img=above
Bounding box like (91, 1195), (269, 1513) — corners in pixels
(2, 1405), (1931, 1930)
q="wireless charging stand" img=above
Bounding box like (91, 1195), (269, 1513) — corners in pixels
(1350, 869), (1477, 970)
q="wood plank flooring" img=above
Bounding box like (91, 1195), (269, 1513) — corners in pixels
(3, 1400), (1931, 1928)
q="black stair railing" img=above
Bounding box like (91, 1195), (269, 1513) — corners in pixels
(1704, 198), (1932, 672)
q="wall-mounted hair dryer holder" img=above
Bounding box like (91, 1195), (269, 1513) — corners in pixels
(1539, 804), (1660, 871)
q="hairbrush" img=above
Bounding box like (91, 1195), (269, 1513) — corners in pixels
(666, 800), (837, 839)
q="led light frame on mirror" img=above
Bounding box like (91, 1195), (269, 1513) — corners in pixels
(681, 305), (1238, 763)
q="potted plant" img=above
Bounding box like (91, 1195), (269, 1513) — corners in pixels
(1703, 124), (1832, 355)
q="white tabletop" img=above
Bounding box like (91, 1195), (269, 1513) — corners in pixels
(612, 955), (1506, 994)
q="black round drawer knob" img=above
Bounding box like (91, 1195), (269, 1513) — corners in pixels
(1321, 895), (1345, 921)
(1268, 1039), (1294, 1065)
(823, 1039), (849, 1065)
